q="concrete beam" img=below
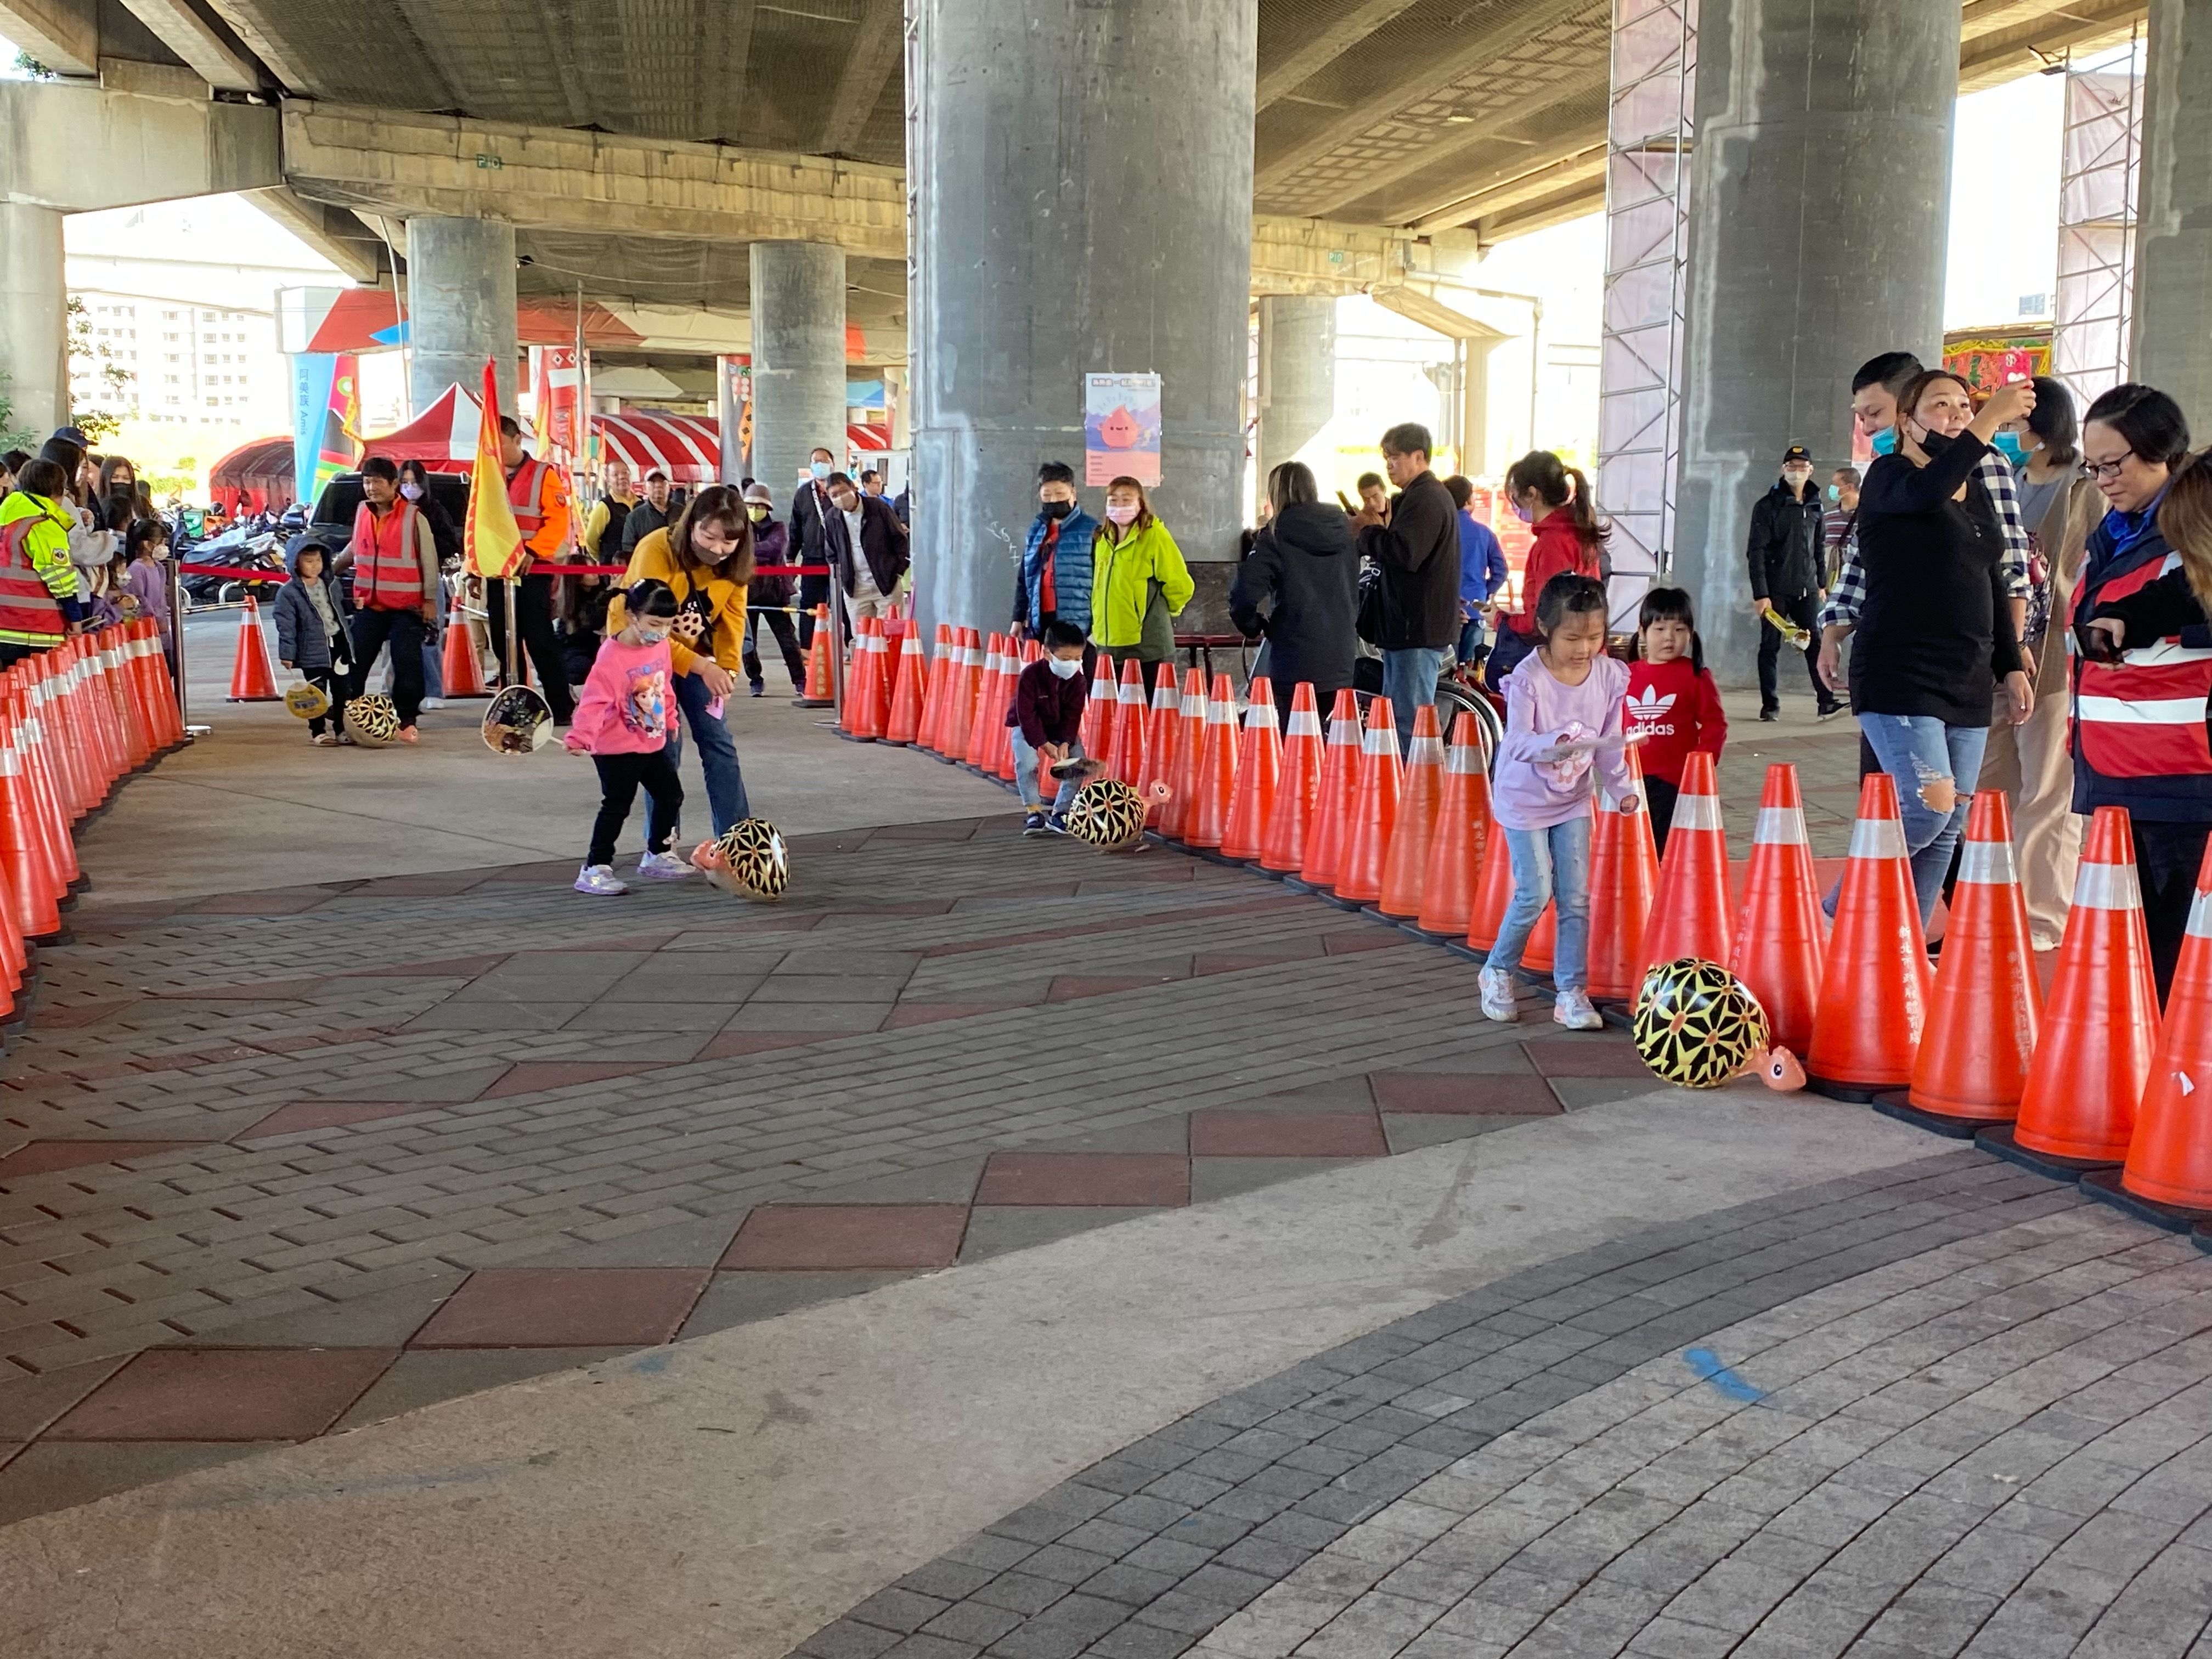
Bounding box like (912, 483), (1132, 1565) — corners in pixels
(0, 80), (278, 212)
(1408, 132), (1608, 233)
(1479, 177), (1610, 244)
(1250, 215), (1419, 297)
(1959, 0), (2145, 91)
(279, 101), (908, 261)
(819, 0), (903, 156)
(113, 0), (259, 93)
(0, 0), (97, 77)
(1256, 0), (1419, 110)
(241, 185), (382, 284)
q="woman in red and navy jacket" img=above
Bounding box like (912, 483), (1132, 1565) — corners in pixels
(2070, 384), (2210, 1002)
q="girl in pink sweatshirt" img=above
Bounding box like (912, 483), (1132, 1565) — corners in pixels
(1482, 572), (1639, 1029)
(565, 579), (687, 896)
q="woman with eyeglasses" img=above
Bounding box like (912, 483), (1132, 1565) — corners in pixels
(2069, 382), (2208, 1003)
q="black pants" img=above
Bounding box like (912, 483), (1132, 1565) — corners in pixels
(487, 573), (575, 722)
(1644, 777), (1680, 861)
(306, 662), (352, 737)
(1757, 592), (1830, 711)
(348, 608), (426, 725)
(744, 607), (805, 690)
(2134, 817), (2212, 1007)
(589, 749), (684, 868)
(795, 574), (831, 647)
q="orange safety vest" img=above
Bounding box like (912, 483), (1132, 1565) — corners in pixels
(350, 500), (425, 611)
(0, 517), (65, 646)
(507, 459), (551, 546)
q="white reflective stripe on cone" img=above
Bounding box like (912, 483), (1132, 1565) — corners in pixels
(1182, 693), (1205, 716)
(1849, 815), (1909, 860)
(1207, 699), (1237, 726)
(1672, 793), (1723, 833)
(1361, 725), (1395, 754)
(2189, 887), (2212, 939)
(1408, 736), (1443, 763)
(0, 746), (18, 777)
(1246, 702), (1280, 730)
(2073, 860), (2143, 911)
(1753, 806), (1808, 844)
(1957, 838), (2018, 885)
(1327, 718), (1358, 743)
(1286, 709), (1323, 738)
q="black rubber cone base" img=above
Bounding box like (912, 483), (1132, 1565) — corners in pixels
(1805, 1074), (1896, 1105)
(2194, 1223), (2212, 1257)
(1870, 1091), (2010, 1142)
(1976, 1122), (2120, 1184)
(2079, 1167), (2212, 1234)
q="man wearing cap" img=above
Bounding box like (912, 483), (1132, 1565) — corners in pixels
(1746, 443), (1840, 722)
(740, 482), (806, 696)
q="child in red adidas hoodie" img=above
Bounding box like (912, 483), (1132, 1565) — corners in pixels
(1625, 586), (1726, 855)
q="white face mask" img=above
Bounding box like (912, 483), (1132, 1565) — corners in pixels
(399, 482), (424, 501)
(1105, 501), (1139, 527)
(1046, 656), (1082, 680)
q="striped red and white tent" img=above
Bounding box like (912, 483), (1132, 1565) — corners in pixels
(594, 413), (721, 483)
(365, 382), (482, 473)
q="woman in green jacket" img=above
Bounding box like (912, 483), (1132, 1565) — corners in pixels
(1090, 476), (1194, 673)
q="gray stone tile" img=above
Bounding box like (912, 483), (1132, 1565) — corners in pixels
(959, 1206), (1164, 1263)
(336, 1346), (635, 1429)
(678, 1269), (919, 1338)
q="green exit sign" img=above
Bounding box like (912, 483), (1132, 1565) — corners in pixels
(475, 153), (504, 170)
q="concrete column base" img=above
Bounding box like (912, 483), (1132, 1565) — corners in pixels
(405, 216), (520, 420)
(0, 202), (68, 442)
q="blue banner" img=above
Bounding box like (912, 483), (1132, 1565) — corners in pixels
(289, 353), (338, 506)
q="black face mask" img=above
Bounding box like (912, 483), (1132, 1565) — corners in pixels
(1917, 428), (1957, 457)
(109, 483), (134, 497)
(1041, 499), (1074, 521)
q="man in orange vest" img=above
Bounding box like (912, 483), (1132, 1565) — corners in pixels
(484, 414), (577, 723)
(346, 455), (441, 742)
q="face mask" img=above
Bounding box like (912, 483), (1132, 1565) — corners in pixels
(1046, 655), (1082, 680)
(1991, 431), (2028, 465)
(1782, 471), (1811, 490)
(1870, 428), (1898, 458)
(1825, 484), (1841, 503)
(1041, 499), (1075, 521)
(1918, 428), (1956, 457)
(109, 482), (134, 497)
(635, 622), (674, 644)
(810, 460), (831, 481)
(1105, 503), (1139, 527)
(746, 505), (769, 521)
(399, 483), (424, 501)
(1512, 505), (1533, 524)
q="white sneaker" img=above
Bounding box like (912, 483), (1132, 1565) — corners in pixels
(637, 850), (692, 881)
(1480, 964), (1520, 1023)
(1554, 988), (1602, 1030)
(420, 697), (447, 710)
(574, 863), (628, 896)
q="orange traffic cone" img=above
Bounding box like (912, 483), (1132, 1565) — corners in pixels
(856, 617), (894, 740)
(1375, 706), (1444, 919)
(961, 633), (1006, 769)
(1160, 668), (1207, 840)
(798, 605), (835, 707)
(950, 627), (984, 758)
(1331, 698), (1403, 906)
(139, 620), (182, 748)
(916, 623), (953, 754)
(1413, 714), (1491, 936)
(13, 684), (76, 892)
(1587, 750), (1660, 1002)
(110, 633), (152, 771)
(1138, 664), (1180, 802)
(30, 659), (82, 823)
(1105, 658), (1148, 783)
(1640, 751), (1730, 977)
(442, 606), (489, 698)
(1463, 791), (1516, 955)
(1183, 674), (1242, 850)
(0, 708), (60, 940)
(1997, 806), (2159, 1171)
(1295, 690), (1363, 891)
(1805, 772), (1930, 1099)
(1219, 677), (1281, 863)
(2109, 838), (2212, 1216)
(1080, 653), (1119, 764)
(1729, 763), (1825, 1054)
(884, 623), (927, 745)
(1260, 683), (1326, 877)
(224, 599), (276, 703)
(1882, 791), (2040, 1132)
(994, 641), (1036, 782)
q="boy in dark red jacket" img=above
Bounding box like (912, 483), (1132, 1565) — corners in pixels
(1624, 586), (1726, 855)
(1008, 619), (1090, 836)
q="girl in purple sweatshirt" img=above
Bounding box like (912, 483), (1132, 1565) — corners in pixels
(1482, 572), (1639, 1030)
(564, 579), (687, 896)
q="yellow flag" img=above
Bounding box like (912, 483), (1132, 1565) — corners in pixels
(464, 359), (526, 580)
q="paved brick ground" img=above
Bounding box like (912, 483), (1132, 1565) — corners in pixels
(792, 1155), (2212, 1659)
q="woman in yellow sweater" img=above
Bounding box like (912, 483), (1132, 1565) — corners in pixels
(610, 485), (755, 870)
(1090, 476), (1194, 674)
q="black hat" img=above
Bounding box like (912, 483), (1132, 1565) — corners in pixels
(1780, 444), (1813, 466)
(47, 426), (88, 452)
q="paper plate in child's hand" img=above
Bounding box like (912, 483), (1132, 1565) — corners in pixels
(482, 685), (554, 756)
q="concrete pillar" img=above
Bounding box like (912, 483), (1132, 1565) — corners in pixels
(1256, 296), (1336, 490)
(1671, 0), (1959, 687)
(0, 203), (68, 442)
(2135, 0), (2212, 435)
(749, 241), (848, 503)
(911, 0), (1259, 637)
(405, 215), (519, 420)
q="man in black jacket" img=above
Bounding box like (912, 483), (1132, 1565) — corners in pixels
(789, 445), (838, 648)
(620, 471), (674, 555)
(1353, 422), (1461, 753)
(1747, 443), (1841, 721)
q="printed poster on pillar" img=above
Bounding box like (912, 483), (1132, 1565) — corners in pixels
(1085, 373), (1163, 487)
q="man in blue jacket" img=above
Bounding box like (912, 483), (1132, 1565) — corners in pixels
(1447, 475), (1508, 669)
(1014, 461), (1097, 639)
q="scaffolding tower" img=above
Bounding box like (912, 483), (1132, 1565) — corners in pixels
(2053, 28), (2144, 407)
(1595, 0), (1696, 630)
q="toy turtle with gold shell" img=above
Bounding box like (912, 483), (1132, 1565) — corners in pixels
(692, 817), (789, 900)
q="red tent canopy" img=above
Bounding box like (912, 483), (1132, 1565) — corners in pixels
(363, 382), (481, 472)
(594, 413), (720, 483)
(208, 435), (297, 515)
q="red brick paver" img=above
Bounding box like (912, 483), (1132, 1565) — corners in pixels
(408, 1270), (710, 1348)
(722, 1205), (970, 1271)
(975, 1154), (1192, 1207)
(45, 1348), (395, 1441)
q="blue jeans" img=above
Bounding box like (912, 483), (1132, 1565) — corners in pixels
(1010, 731), (1083, 813)
(1382, 646), (1447, 755)
(1854, 713), (1990, 924)
(647, 669), (751, 847)
(1455, 614), (1488, 665)
(1489, 816), (1594, 991)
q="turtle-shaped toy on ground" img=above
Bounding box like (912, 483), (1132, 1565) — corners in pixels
(692, 817), (789, 900)
(1632, 956), (1803, 1091)
(1060, 776), (1170, 853)
(342, 692), (400, 748)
